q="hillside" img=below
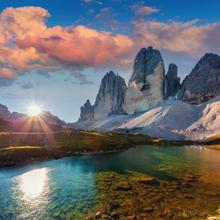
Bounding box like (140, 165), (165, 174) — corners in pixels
(72, 96), (220, 141)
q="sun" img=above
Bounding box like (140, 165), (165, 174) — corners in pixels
(27, 104), (42, 117)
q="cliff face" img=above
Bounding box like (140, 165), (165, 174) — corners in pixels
(179, 53), (220, 103)
(123, 47), (165, 114)
(79, 100), (94, 121)
(93, 71), (127, 120)
(164, 63), (180, 98)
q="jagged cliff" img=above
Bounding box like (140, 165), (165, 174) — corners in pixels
(164, 63), (180, 98)
(123, 47), (165, 113)
(79, 71), (127, 121)
(179, 53), (220, 103)
(79, 100), (94, 121)
(93, 71), (127, 120)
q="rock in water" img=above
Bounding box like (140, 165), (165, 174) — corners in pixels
(79, 99), (94, 121)
(93, 71), (127, 120)
(179, 53), (220, 103)
(164, 63), (180, 98)
(123, 47), (165, 114)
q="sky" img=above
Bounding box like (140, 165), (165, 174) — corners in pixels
(0, 0), (220, 122)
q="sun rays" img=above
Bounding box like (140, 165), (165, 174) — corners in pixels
(27, 103), (42, 117)
(13, 102), (58, 147)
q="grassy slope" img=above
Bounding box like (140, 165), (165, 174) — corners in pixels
(0, 129), (157, 166)
(0, 127), (220, 167)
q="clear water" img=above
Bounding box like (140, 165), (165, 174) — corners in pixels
(0, 145), (220, 219)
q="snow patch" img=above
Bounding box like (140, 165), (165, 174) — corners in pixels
(72, 96), (220, 141)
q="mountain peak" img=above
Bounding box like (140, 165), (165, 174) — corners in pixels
(179, 52), (220, 103)
(124, 47), (165, 113)
(93, 71), (127, 119)
(79, 99), (94, 121)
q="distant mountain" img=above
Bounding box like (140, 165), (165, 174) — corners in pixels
(0, 104), (11, 120)
(0, 104), (65, 132)
(80, 100), (94, 121)
(40, 111), (65, 126)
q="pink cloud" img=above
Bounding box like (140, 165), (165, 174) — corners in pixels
(0, 67), (16, 79)
(135, 6), (159, 17)
(0, 7), (49, 41)
(133, 19), (220, 56)
(0, 7), (134, 82)
(0, 6), (220, 84)
(16, 25), (134, 67)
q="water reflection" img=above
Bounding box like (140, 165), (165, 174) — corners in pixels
(18, 168), (49, 201)
(0, 146), (220, 219)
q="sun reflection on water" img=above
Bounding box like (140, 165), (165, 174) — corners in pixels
(18, 168), (49, 201)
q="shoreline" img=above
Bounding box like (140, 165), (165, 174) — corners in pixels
(1, 143), (220, 168)
(0, 146), (128, 168)
(0, 129), (219, 168)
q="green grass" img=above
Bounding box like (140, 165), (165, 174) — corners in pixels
(0, 129), (157, 166)
(0, 128), (219, 167)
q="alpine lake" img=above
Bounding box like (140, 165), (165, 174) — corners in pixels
(1, 145), (220, 220)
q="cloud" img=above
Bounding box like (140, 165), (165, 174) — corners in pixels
(81, 0), (103, 5)
(19, 81), (34, 89)
(0, 6), (134, 85)
(64, 71), (94, 85)
(16, 25), (134, 67)
(134, 6), (159, 18)
(1, 6), (220, 86)
(133, 19), (220, 56)
(95, 7), (116, 20)
(0, 67), (16, 79)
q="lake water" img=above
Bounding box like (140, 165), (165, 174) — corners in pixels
(0, 145), (220, 219)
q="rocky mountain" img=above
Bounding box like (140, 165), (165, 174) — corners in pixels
(73, 49), (220, 141)
(0, 104), (11, 120)
(179, 53), (220, 103)
(72, 96), (220, 141)
(10, 112), (28, 122)
(79, 71), (127, 120)
(40, 111), (65, 125)
(79, 100), (94, 121)
(123, 47), (165, 114)
(164, 63), (180, 98)
(0, 103), (65, 132)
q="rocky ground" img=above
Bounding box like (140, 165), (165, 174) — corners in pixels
(85, 171), (220, 220)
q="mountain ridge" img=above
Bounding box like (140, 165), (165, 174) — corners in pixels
(73, 47), (220, 141)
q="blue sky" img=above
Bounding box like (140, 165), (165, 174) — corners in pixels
(0, 0), (220, 122)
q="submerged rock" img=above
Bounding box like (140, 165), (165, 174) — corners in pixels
(179, 53), (220, 103)
(115, 181), (132, 191)
(124, 46), (165, 114)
